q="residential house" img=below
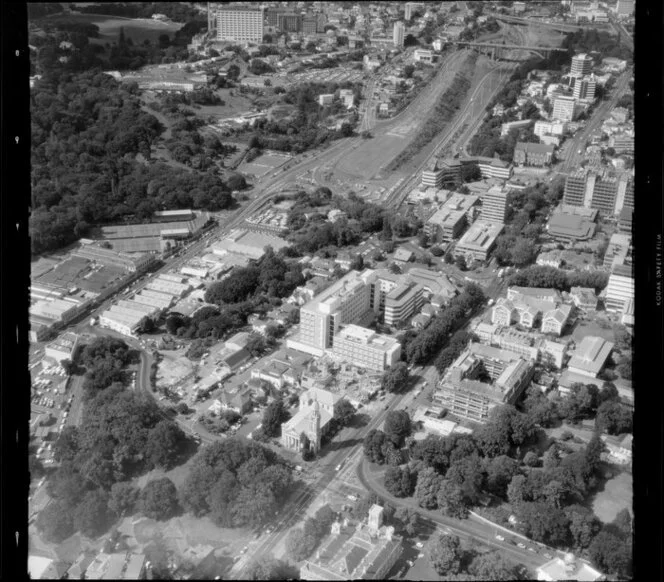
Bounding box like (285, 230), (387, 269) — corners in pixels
(411, 312), (432, 329)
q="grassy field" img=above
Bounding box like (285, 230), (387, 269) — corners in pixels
(591, 470), (632, 523)
(47, 13), (182, 45)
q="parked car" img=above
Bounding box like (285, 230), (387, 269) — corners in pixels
(495, 535), (505, 541)
(517, 542), (526, 549)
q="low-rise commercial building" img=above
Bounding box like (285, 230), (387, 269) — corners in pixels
(477, 158), (512, 181)
(604, 263), (634, 313)
(43, 331), (80, 365)
(567, 335), (614, 378)
(536, 553), (603, 581)
(546, 211), (597, 242)
(455, 220), (503, 262)
(500, 119), (533, 137)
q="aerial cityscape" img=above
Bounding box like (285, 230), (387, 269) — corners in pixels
(27, 1), (635, 580)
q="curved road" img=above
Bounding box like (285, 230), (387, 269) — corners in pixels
(357, 458), (559, 574)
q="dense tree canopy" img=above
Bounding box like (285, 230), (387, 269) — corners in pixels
(179, 438), (292, 528)
(30, 69), (235, 255)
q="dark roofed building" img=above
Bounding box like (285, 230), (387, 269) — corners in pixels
(513, 142), (555, 166)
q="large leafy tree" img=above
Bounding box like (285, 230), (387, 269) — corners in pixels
(73, 490), (112, 538)
(436, 479), (468, 519)
(262, 398), (290, 438)
(384, 410), (412, 448)
(384, 466), (415, 498)
(588, 530), (632, 578)
(108, 482), (140, 518)
(415, 467), (443, 510)
(428, 533), (462, 576)
(468, 552), (520, 581)
(145, 420), (186, 469)
(140, 477), (180, 521)
(381, 362), (410, 394)
(36, 501), (75, 543)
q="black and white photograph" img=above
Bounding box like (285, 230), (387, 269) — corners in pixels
(8, 0), (658, 580)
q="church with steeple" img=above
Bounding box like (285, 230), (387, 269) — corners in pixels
(280, 387), (341, 454)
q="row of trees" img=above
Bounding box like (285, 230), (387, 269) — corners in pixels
(401, 283), (486, 364)
(506, 265), (610, 293)
(285, 504), (337, 561)
(386, 65), (474, 171)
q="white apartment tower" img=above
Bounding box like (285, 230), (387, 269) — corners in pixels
(573, 75), (597, 101)
(288, 270), (375, 357)
(482, 187), (509, 225)
(216, 6), (264, 44)
(393, 21), (405, 48)
(552, 96), (577, 122)
(570, 53), (593, 77)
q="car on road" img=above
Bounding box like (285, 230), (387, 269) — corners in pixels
(517, 542), (526, 549)
(528, 547), (537, 553)
(415, 542), (424, 549)
(495, 535), (505, 541)
(240, 546), (248, 554)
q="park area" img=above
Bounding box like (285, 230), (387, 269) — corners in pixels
(46, 12), (183, 45)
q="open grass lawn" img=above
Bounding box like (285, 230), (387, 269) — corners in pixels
(48, 13), (183, 45)
(592, 469), (632, 523)
(570, 320), (616, 343)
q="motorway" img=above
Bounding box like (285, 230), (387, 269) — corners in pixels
(383, 58), (518, 209)
(557, 67), (633, 173)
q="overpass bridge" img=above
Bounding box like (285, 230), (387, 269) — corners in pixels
(488, 13), (611, 33)
(452, 40), (569, 61)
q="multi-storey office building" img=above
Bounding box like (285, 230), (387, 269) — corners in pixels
(573, 75), (597, 101)
(331, 325), (401, 372)
(552, 96), (577, 122)
(287, 270), (375, 357)
(434, 343), (535, 423)
(481, 186), (509, 225)
(570, 53), (593, 77)
(216, 6), (264, 44)
(563, 170), (634, 215)
(393, 21), (405, 48)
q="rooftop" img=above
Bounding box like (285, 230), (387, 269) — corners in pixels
(456, 220), (504, 251)
(568, 336), (613, 376)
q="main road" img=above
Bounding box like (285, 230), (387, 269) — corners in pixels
(228, 387), (415, 579)
(557, 67), (632, 173)
(357, 459), (555, 574)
